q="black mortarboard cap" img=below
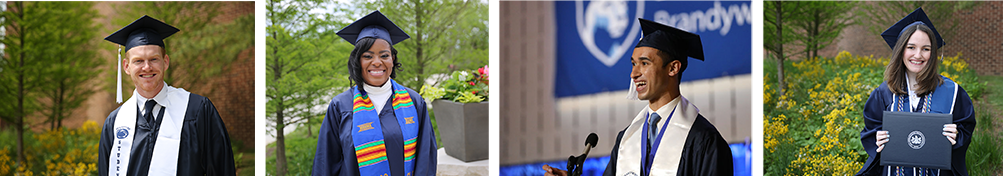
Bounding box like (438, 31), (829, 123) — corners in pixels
(635, 18), (704, 61)
(104, 15), (180, 52)
(337, 11), (410, 45)
(881, 7), (945, 49)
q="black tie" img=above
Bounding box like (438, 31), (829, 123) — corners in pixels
(144, 100), (157, 123)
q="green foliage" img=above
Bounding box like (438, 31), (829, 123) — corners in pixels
(114, 2), (255, 95)
(360, 0), (489, 89)
(855, 1), (979, 42)
(266, 122), (322, 176)
(34, 2), (102, 131)
(965, 106), (1003, 176)
(0, 121), (101, 175)
(0, 1), (102, 166)
(785, 1), (855, 60)
(420, 66), (489, 103)
(267, 0), (349, 175)
(420, 85), (446, 101)
(764, 51), (997, 175)
(763, 1), (799, 60)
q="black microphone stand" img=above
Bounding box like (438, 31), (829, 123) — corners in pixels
(567, 133), (598, 176)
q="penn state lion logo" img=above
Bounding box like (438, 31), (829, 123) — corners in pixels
(908, 130), (925, 149)
(115, 126), (131, 139)
(624, 171), (638, 176)
(576, 0), (645, 67)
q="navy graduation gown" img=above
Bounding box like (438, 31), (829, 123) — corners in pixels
(857, 79), (976, 176)
(602, 114), (734, 176)
(311, 87), (437, 176)
(98, 93), (237, 176)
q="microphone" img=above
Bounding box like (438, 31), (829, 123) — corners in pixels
(581, 133), (599, 156)
(567, 133), (599, 176)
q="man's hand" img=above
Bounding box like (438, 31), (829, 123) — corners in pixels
(542, 164), (568, 176)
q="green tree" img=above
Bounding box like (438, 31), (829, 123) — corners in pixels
(114, 2), (254, 96)
(787, 1), (854, 61)
(764, 1), (799, 95)
(362, 0), (489, 89)
(0, 1), (100, 166)
(266, 0), (348, 175)
(856, 1), (979, 48)
(36, 2), (102, 131)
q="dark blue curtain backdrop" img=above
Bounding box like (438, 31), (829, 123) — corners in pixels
(499, 143), (752, 176)
(554, 1), (752, 97)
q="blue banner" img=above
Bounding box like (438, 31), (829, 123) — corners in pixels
(555, 1), (752, 98)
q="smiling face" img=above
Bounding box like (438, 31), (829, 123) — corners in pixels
(902, 30), (932, 75)
(630, 47), (678, 103)
(123, 45), (169, 98)
(361, 39), (393, 87)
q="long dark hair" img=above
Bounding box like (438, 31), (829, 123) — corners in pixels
(884, 24), (942, 95)
(348, 37), (402, 93)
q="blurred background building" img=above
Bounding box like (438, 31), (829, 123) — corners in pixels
(499, 1), (752, 175)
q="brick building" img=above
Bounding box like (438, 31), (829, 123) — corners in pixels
(822, 2), (1003, 76)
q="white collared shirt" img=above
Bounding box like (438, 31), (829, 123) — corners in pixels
(135, 82), (169, 118)
(647, 97), (682, 134)
(905, 73), (920, 110)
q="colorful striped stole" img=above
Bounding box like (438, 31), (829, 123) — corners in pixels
(352, 79), (420, 175)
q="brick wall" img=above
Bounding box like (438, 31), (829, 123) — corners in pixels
(949, 2), (1003, 76)
(204, 2), (255, 151)
(827, 2), (1003, 76)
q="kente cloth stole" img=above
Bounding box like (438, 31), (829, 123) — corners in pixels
(352, 79), (419, 176)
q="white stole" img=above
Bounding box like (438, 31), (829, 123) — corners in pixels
(615, 96), (699, 176)
(110, 85), (190, 176)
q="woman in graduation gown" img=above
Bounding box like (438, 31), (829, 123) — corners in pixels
(311, 11), (437, 176)
(857, 8), (976, 176)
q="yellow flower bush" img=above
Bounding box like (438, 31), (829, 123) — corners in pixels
(2, 120), (101, 175)
(764, 51), (983, 175)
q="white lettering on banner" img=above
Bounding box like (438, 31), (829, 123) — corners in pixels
(654, 1), (750, 36)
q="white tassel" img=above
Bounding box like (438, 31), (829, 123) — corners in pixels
(116, 47), (123, 103)
(626, 79), (640, 101)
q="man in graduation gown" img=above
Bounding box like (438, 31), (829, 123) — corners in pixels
(97, 15), (237, 176)
(544, 18), (732, 176)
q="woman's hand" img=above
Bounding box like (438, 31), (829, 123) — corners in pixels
(542, 164), (568, 176)
(876, 130), (889, 152)
(944, 124), (958, 145)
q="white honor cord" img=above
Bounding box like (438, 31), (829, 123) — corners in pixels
(116, 47), (123, 103)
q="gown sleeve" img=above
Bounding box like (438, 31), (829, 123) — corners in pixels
(194, 96), (237, 176)
(857, 86), (888, 176)
(676, 115), (733, 176)
(412, 93), (438, 175)
(602, 128), (626, 176)
(312, 99), (343, 176)
(98, 107), (121, 176)
(949, 86), (976, 176)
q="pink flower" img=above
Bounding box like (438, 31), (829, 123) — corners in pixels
(481, 65), (490, 79)
(469, 81), (475, 86)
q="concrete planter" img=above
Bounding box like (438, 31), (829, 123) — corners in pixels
(432, 99), (489, 162)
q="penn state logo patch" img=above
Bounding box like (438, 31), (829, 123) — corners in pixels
(908, 130), (925, 149)
(115, 126), (131, 139)
(624, 171), (638, 176)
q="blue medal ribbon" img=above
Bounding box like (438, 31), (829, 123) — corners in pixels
(640, 105), (677, 176)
